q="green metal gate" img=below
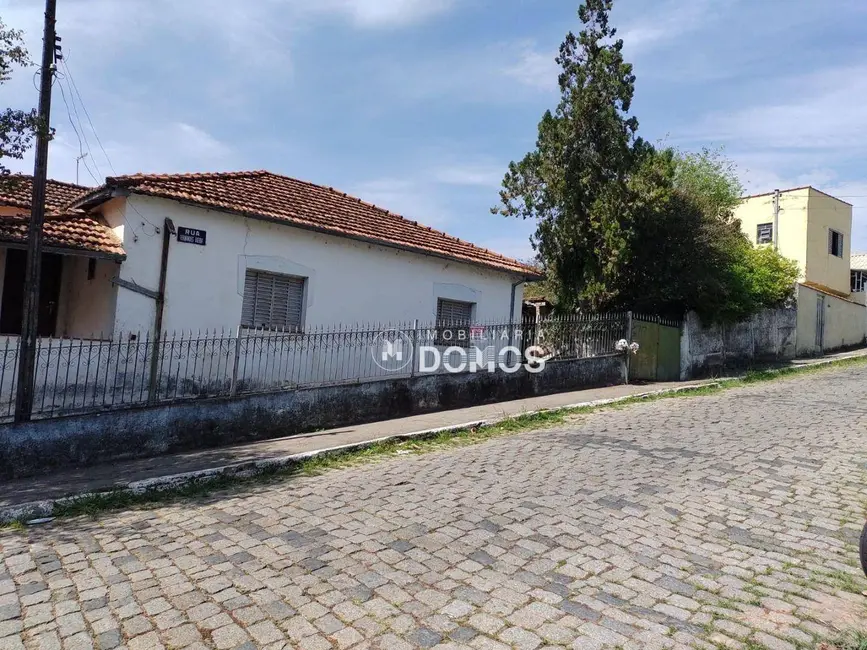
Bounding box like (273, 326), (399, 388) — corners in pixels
(630, 314), (682, 382)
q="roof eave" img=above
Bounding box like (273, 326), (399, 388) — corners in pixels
(124, 188), (541, 279)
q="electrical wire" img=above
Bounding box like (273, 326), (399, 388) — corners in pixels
(61, 58), (117, 177)
(59, 52), (157, 237)
(55, 73), (101, 185)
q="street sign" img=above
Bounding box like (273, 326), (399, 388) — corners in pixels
(177, 227), (206, 246)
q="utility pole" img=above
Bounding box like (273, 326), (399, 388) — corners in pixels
(772, 189), (780, 251)
(15, 0), (60, 422)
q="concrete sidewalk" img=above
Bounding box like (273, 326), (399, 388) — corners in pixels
(0, 380), (707, 511)
(1, 347), (863, 515)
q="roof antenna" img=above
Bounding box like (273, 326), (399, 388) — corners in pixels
(75, 152), (89, 185)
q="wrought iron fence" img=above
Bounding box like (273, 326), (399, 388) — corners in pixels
(0, 312), (628, 422)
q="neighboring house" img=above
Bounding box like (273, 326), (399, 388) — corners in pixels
(735, 186), (865, 354)
(0, 177), (125, 338)
(0, 171), (539, 339)
(851, 251), (867, 294)
(735, 186), (852, 296)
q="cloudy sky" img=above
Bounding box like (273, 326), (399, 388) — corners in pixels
(2, 0), (866, 257)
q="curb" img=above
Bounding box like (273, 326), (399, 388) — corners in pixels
(0, 382), (722, 524)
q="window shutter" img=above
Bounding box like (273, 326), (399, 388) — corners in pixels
(241, 269), (305, 330)
(437, 299), (473, 324)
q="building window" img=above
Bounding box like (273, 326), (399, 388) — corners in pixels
(829, 229), (844, 258)
(853, 271), (867, 293)
(435, 298), (474, 346)
(241, 269), (305, 331)
(756, 223), (773, 245)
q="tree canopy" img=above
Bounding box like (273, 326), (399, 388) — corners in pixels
(1, 16), (37, 180)
(497, 0), (799, 323)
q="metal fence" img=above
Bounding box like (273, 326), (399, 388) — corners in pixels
(0, 312), (627, 421)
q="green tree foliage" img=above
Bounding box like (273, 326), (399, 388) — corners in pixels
(497, 1), (799, 323)
(494, 0), (641, 312)
(0, 16), (37, 180)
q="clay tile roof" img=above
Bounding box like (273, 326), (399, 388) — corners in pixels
(0, 209), (125, 260)
(0, 174), (91, 210)
(75, 170), (540, 277)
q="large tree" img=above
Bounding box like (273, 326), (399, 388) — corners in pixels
(0, 16), (37, 180)
(494, 0), (641, 312)
(497, 1), (798, 323)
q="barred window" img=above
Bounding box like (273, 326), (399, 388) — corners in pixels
(435, 298), (473, 346)
(756, 223), (773, 245)
(829, 229), (844, 258)
(241, 269), (305, 331)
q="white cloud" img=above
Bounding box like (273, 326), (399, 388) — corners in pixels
(432, 162), (504, 188)
(311, 0), (457, 28)
(503, 46), (557, 91)
(617, 0), (722, 56)
(687, 65), (867, 151)
(347, 178), (455, 227)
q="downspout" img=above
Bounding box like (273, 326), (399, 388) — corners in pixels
(147, 217), (176, 403)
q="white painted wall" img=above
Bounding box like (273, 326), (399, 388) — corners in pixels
(101, 195), (526, 335)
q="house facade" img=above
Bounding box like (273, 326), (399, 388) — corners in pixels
(735, 186), (852, 296)
(735, 186), (865, 353)
(0, 171), (538, 341)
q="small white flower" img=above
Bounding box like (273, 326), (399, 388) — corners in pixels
(629, 342), (640, 354)
(615, 339), (629, 352)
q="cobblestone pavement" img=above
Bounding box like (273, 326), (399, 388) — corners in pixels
(2, 367), (867, 650)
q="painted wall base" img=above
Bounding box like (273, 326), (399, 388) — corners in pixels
(0, 355), (624, 480)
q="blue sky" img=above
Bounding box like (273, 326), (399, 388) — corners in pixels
(2, 0), (866, 258)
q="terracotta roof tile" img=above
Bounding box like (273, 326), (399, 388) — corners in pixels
(0, 209), (125, 259)
(0, 174), (91, 211)
(75, 170), (539, 277)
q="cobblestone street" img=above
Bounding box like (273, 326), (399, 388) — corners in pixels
(2, 366), (867, 650)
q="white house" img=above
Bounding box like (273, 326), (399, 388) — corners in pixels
(0, 171), (539, 340)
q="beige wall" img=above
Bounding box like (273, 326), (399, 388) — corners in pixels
(58, 256), (119, 338)
(735, 188), (853, 295)
(735, 189), (809, 281)
(796, 284), (866, 355)
(804, 188), (852, 295)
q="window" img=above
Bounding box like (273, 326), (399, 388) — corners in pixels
(829, 229), (844, 258)
(756, 223), (773, 245)
(241, 269), (305, 331)
(435, 298), (474, 346)
(853, 271), (867, 293)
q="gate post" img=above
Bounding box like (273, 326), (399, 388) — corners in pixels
(625, 311), (633, 384)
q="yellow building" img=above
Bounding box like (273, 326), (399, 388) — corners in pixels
(734, 186), (852, 296)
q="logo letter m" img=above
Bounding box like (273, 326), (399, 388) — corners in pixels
(381, 339), (403, 362)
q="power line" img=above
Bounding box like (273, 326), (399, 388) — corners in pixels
(58, 70), (103, 180)
(55, 74), (100, 185)
(60, 58), (117, 177)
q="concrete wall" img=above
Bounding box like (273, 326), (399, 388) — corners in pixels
(796, 283), (866, 355)
(100, 195), (525, 334)
(680, 308), (798, 379)
(0, 354), (625, 479)
(57, 257), (119, 338)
